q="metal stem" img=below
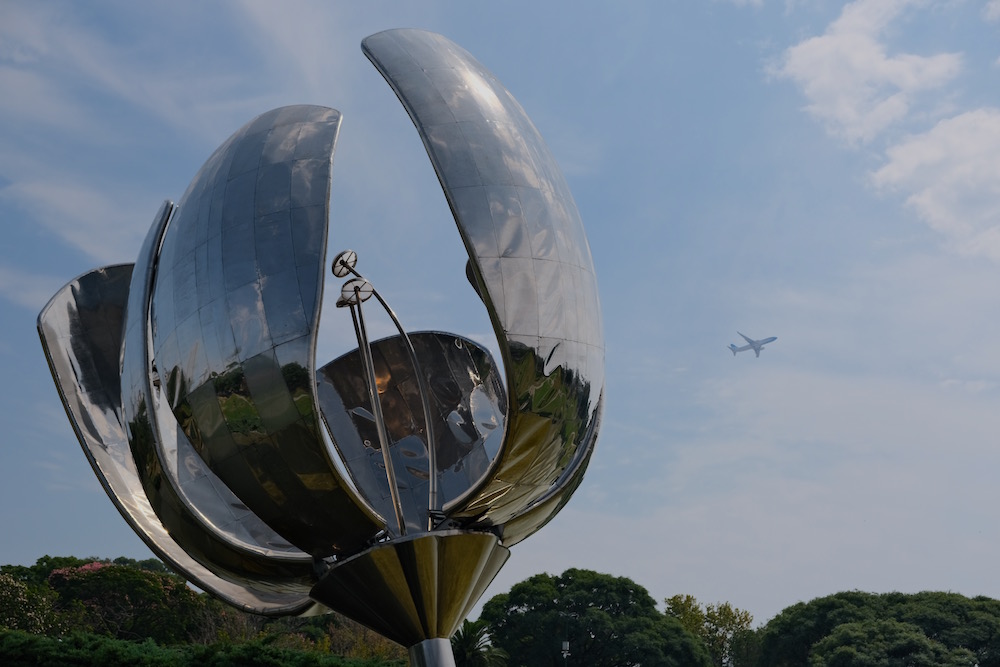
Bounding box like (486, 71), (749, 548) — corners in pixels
(349, 298), (407, 536)
(338, 259), (440, 528)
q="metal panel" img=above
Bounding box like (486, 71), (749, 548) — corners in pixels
(317, 332), (505, 536)
(38, 254), (315, 615)
(149, 107), (382, 556)
(363, 29), (605, 537)
(117, 202), (320, 609)
(309, 531), (509, 648)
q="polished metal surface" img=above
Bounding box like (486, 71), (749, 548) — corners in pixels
(148, 106), (381, 557)
(410, 639), (458, 667)
(39, 28), (602, 663)
(38, 259), (317, 615)
(120, 201), (319, 596)
(309, 531), (509, 648)
(362, 29), (604, 539)
(317, 332), (505, 536)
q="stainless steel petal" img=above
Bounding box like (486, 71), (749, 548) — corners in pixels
(316, 332), (505, 536)
(38, 257), (316, 615)
(120, 201), (324, 607)
(362, 29), (604, 537)
(149, 106), (383, 556)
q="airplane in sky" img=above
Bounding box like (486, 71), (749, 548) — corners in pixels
(729, 332), (777, 358)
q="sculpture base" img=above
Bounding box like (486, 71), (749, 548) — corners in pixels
(409, 638), (457, 667)
(310, 530), (509, 653)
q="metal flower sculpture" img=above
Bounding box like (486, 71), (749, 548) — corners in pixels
(37, 29), (603, 666)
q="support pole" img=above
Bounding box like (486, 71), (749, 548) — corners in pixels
(408, 638), (457, 667)
(349, 298), (407, 536)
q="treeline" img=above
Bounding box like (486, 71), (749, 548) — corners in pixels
(0, 555), (405, 666)
(4, 556), (1000, 666)
(476, 569), (1000, 667)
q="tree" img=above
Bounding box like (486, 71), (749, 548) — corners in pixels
(665, 594), (755, 667)
(47, 561), (207, 644)
(0, 573), (58, 634)
(480, 568), (711, 667)
(452, 619), (508, 666)
(757, 591), (884, 667)
(808, 619), (977, 667)
(757, 591), (1000, 667)
(0, 555), (95, 587)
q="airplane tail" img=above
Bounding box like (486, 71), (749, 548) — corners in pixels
(729, 344), (738, 356)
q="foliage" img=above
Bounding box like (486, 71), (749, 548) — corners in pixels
(0, 629), (403, 666)
(48, 560), (207, 643)
(452, 619), (508, 666)
(808, 619), (977, 667)
(0, 629), (183, 666)
(9, 554), (1000, 667)
(259, 614), (406, 662)
(757, 591), (1000, 667)
(665, 594), (756, 667)
(0, 554), (410, 660)
(480, 568), (711, 667)
(0, 573), (58, 634)
(0, 555), (96, 587)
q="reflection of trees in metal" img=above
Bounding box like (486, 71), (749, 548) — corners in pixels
(37, 28), (603, 664)
(317, 330), (505, 536)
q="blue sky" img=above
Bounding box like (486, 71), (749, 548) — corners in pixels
(3, 0), (1000, 626)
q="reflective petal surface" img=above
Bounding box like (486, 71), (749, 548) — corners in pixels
(148, 107), (382, 556)
(38, 258), (317, 615)
(38, 30), (603, 657)
(317, 332), (505, 535)
(362, 29), (605, 536)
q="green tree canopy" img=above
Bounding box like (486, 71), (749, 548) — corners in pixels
(452, 619), (508, 666)
(0, 573), (58, 634)
(757, 591), (1000, 667)
(480, 568), (711, 667)
(665, 594), (756, 667)
(0, 555), (96, 588)
(47, 561), (207, 644)
(808, 619), (977, 667)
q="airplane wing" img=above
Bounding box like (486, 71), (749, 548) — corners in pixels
(732, 333), (776, 357)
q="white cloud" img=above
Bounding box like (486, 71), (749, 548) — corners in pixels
(0, 3), (277, 144)
(233, 0), (363, 101)
(986, 0), (1000, 21)
(872, 108), (1000, 259)
(0, 264), (67, 311)
(775, 0), (961, 144)
(0, 180), (147, 263)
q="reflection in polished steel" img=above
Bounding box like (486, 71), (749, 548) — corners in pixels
(38, 28), (602, 666)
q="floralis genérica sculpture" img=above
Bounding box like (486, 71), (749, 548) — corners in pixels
(37, 29), (604, 667)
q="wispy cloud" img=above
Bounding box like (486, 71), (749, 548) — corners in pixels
(233, 0), (364, 102)
(872, 109), (1000, 258)
(0, 264), (67, 311)
(776, 0), (1000, 263)
(774, 0), (961, 144)
(0, 3), (278, 144)
(986, 0), (1000, 21)
(0, 180), (147, 263)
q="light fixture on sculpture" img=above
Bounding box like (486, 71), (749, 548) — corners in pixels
(37, 29), (604, 667)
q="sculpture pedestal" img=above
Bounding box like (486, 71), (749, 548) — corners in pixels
(310, 531), (509, 664)
(409, 638), (457, 667)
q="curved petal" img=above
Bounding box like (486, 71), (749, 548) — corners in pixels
(38, 257), (316, 615)
(362, 30), (604, 537)
(145, 107), (383, 556)
(316, 331), (506, 535)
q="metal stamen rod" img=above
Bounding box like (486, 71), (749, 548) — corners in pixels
(349, 297), (407, 537)
(334, 251), (440, 527)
